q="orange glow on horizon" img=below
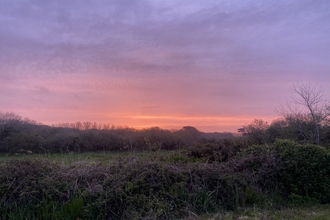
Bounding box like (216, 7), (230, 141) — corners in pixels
(114, 114), (278, 133)
(17, 108), (278, 133)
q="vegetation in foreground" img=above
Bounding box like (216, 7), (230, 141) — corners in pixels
(1, 139), (330, 219)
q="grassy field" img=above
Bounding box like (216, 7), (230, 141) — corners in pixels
(0, 150), (172, 166)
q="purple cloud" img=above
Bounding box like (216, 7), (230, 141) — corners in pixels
(1, 0), (329, 131)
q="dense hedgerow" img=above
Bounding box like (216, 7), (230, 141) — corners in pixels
(0, 159), (244, 219)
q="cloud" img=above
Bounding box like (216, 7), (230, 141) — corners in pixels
(2, 0), (329, 79)
(1, 0), (329, 131)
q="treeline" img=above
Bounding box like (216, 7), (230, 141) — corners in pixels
(2, 109), (330, 156)
(239, 82), (330, 147)
(238, 116), (330, 147)
(0, 112), (233, 154)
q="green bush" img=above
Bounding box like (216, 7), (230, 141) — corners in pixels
(274, 139), (330, 204)
(234, 139), (330, 205)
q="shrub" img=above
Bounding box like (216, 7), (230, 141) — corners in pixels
(233, 139), (330, 205)
(274, 139), (330, 203)
(186, 138), (252, 163)
(0, 159), (248, 219)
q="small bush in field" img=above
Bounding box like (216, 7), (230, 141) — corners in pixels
(186, 138), (252, 162)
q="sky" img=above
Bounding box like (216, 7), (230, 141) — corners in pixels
(1, 0), (330, 132)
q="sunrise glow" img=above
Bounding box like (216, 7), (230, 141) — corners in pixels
(1, 0), (329, 133)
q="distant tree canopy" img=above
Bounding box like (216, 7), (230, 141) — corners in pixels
(0, 112), (234, 154)
(238, 119), (269, 144)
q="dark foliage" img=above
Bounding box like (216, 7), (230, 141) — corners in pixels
(0, 112), (239, 154)
(231, 139), (330, 204)
(185, 138), (253, 162)
(0, 159), (248, 219)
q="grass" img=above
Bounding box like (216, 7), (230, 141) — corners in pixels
(0, 151), (163, 166)
(0, 150), (196, 168)
(197, 204), (330, 220)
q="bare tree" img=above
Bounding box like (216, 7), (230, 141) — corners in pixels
(278, 82), (330, 145)
(0, 112), (23, 139)
(83, 121), (92, 130)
